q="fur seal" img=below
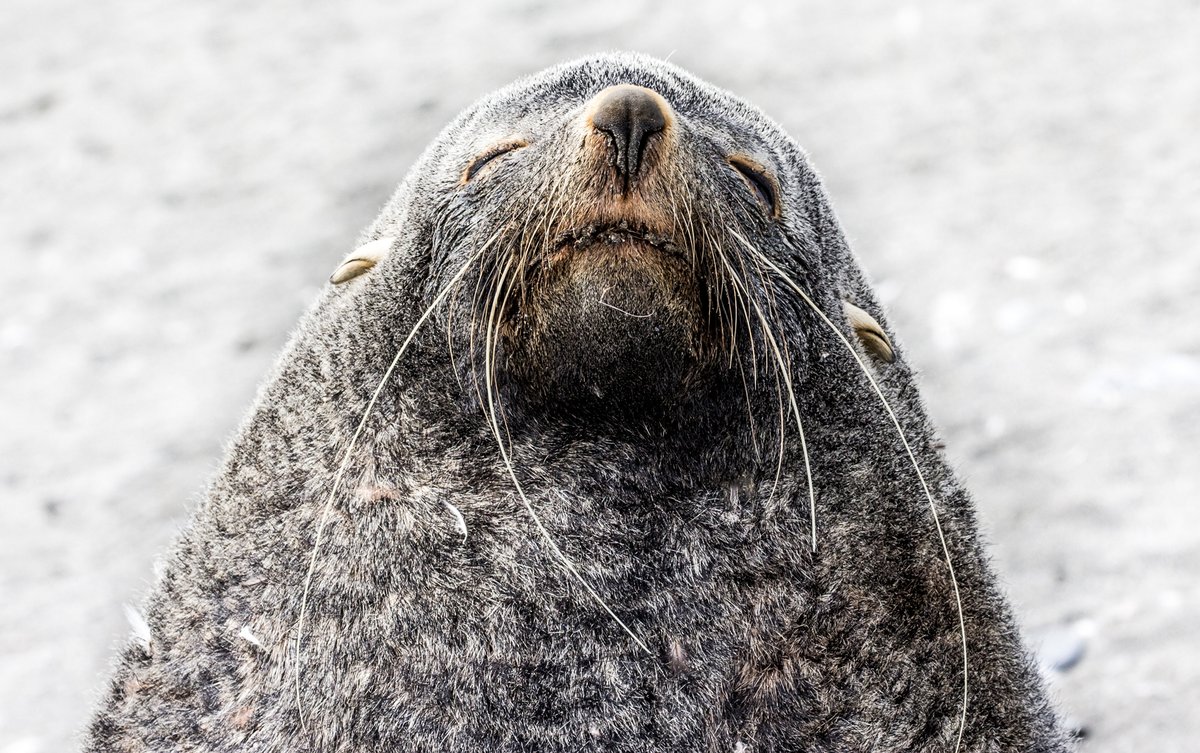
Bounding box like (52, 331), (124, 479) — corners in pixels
(86, 53), (1068, 752)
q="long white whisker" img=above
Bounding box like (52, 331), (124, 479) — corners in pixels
(481, 263), (652, 656)
(291, 243), (487, 730)
(714, 244), (779, 491)
(447, 227), (505, 392)
(736, 355), (761, 462)
(715, 247), (818, 551)
(709, 226), (758, 382)
(728, 227), (969, 753)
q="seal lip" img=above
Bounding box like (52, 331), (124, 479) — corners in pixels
(545, 221), (690, 270)
(554, 222), (680, 255)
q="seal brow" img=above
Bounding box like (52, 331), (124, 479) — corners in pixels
(728, 228), (970, 753)
(462, 138), (529, 183)
(728, 155), (780, 218)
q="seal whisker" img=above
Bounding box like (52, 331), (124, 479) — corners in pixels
(469, 252), (518, 419)
(708, 225), (758, 382)
(686, 191), (740, 366)
(598, 288), (653, 318)
(662, 182), (708, 327)
(661, 180), (708, 342)
(751, 282), (817, 545)
(666, 181), (760, 459)
(756, 262), (812, 532)
(769, 366), (787, 501)
(524, 168), (572, 280)
(447, 225), (507, 393)
(291, 242), (489, 731)
(487, 253), (521, 442)
(716, 243), (816, 544)
(736, 348), (762, 463)
(467, 224), (526, 409)
(715, 238), (779, 491)
(718, 235), (762, 458)
(479, 250), (653, 657)
(728, 227), (969, 753)
(466, 258), (497, 393)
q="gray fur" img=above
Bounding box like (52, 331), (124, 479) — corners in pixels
(86, 53), (1068, 752)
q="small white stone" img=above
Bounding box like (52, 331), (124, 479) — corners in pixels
(3, 736), (44, 753)
(894, 6), (923, 37)
(1004, 256), (1043, 281)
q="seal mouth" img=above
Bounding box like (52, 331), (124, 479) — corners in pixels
(496, 212), (708, 417)
(549, 221), (684, 263)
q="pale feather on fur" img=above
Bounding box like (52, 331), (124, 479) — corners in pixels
(122, 605), (151, 653)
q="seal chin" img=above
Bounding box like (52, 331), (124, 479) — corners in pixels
(507, 237), (700, 418)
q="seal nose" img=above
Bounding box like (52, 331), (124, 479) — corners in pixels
(587, 85), (670, 183)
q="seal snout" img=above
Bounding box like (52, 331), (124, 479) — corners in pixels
(585, 85), (672, 188)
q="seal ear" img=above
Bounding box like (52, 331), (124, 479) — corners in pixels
(843, 301), (895, 363)
(329, 236), (395, 285)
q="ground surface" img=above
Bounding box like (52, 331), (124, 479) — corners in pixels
(2, 1), (1197, 751)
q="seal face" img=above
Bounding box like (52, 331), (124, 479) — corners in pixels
(444, 79), (766, 429)
(496, 87), (710, 421)
(86, 54), (1068, 753)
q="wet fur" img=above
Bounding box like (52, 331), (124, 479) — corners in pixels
(86, 53), (1068, 752)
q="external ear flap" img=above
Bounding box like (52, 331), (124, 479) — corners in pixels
(329, 236), (395, 285)
(844, 301), (895, 363)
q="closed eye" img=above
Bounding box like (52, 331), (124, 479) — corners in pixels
(729, 155), (780, 218)
(463, 139), (528, 183)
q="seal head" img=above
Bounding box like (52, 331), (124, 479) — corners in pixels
(427, 73), (796, 433)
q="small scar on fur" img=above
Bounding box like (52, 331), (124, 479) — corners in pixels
(122, 674), (143, 697)
(230, 705), (255, 731)
(667, 638), (689, 675)
(356, 484), (402, 503)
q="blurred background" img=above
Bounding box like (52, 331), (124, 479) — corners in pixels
(2, 1), (1197, 750)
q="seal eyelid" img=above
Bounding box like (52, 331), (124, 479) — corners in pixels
(463, 138), (529, 183)
(728, 155), (780, 218)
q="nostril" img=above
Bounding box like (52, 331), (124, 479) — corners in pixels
(587, 85), (670, 181)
